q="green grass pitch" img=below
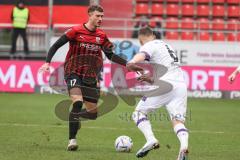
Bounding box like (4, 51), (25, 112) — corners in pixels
(0, 93), (240, 160)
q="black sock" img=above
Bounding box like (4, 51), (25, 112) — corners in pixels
(79, 108), (98, 120)
(69, 101), (83, 140)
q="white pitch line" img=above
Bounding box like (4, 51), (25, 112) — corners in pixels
(0, 122), (226, 134)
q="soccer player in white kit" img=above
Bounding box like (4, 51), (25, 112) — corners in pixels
(127, 27), (189, 159)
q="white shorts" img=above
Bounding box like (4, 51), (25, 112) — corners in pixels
(135, 80), (187, 122)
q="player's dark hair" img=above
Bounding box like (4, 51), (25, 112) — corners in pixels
(88, 5), (104, 13)
(153, 31), (161, 39)
(16, 0), (25, 5)
(138, 26), (154, 37)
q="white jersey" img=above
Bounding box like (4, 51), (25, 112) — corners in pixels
(137, 40), (187, 122)
(139, 40), (184, 83)
(139, 40), (179, 68)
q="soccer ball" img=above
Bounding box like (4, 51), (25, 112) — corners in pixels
(114, 135), (133, 152)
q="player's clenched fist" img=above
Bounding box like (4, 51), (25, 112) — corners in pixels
(228, 66), (240, 84)
(39, 62), (50, 73)
(126, 63), (144, 74)
(137, 74), (154, 84)
(228, 72), (237, 84)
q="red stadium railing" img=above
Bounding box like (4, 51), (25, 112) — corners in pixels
(0, 23), (48, 55)
(0, 17), (239, 56)
(100, 17), (240, 41)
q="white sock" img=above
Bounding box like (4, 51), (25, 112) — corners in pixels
(138, 120), (156, 142)
(132, 111), (156, 142)
(174, 123), (189, 150)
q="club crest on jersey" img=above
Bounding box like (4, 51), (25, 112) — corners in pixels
(96, 37), (101, 44)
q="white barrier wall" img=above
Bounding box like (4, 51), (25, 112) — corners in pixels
(0, 38), (240, 98)
(51, 37), (240, 67)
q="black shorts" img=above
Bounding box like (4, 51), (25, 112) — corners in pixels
(65, 74), (100, 103)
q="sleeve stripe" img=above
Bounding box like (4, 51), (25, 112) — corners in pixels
(140, 51), (151, 61)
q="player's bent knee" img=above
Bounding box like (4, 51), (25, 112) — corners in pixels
(84, 101), (98, 113)
(132, 111), (148, 125)
(70, 95), (83, 103)
(171, 114), (186, 124)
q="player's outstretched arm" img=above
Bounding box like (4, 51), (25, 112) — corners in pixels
(128, 53), (146, 64)
(228, 66), (240, 84)
(102, 38), (144, 72)
(39, 35), (69, 73)
(102, 37), (127, 66)
(126, 53), (146, 73)
(45, 35), (69, 63)
(103, 50), (144, 73)
(39, 62), (50, 73)
(105, 52), (127, 66)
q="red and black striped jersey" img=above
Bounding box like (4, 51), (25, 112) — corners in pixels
(64, 23), (113, 78)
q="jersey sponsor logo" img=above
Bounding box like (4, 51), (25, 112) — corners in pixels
(96, 37), (101, 44)
(79, 43), (100, 51)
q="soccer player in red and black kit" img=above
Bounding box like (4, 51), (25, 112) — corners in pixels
(39, 5), (142, 151)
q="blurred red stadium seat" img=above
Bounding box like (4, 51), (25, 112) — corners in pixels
(228, 5), (240, 18)
(182, 4), (195, 17)
(212, 0), (225, 4)
(197, 5), (210, 17)
(227, 33), (237, 41)
(198, 18), (210, 30)
(152, 0), (163, 3)
(136, 0), (149, 2)
(166, 0), (179, 3)
(212, 19), (225, 30)
(136, 3), (149, 15)
(166, 4), (179, 16)
(165, 17), (179, 29)
(149, 17), (162, 27)
(165, 31), (179, 39)
(198, 32), (210, 40)
(212, 32), (225, 41)
(226, 0), (240, 4)
(151, 3), (164, 16)
(227, 18), (240, 30)
(182, 0), (194, 3)
(212, 5), (225, 17)
(197, 0), (210, 4)
(228, 33), (240, 41)
(181, 18), (195, 29)
(181, 32), (195, 40)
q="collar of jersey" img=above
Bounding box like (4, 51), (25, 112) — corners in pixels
(83, 23), (96, 33)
